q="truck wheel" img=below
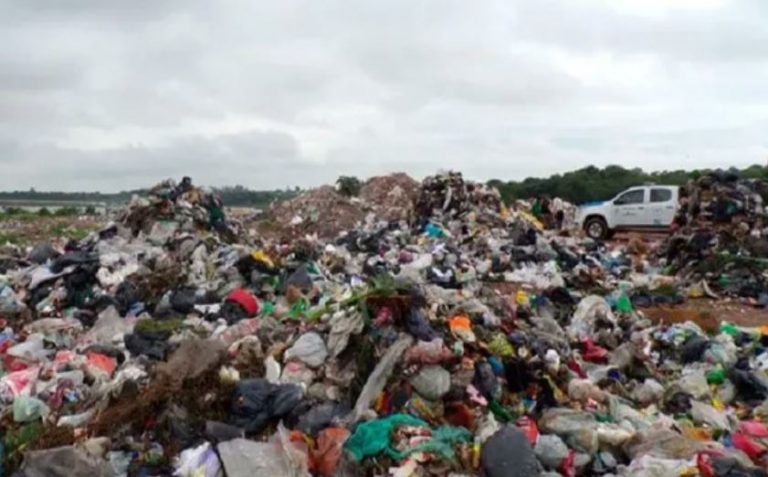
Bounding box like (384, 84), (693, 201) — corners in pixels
(584, 217), (608, 240)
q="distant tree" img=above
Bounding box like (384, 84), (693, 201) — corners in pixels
(336, 176), (362, 197)
(37, 207), (51, 217)
(4, 207), (23, 215)
(54, 207), (79, 217)
(489, 164), (768, 205)
(85, 205), (97, 215)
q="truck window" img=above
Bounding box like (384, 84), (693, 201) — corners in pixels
(614, 189), (645, 205)
(650, 188), (672, 203)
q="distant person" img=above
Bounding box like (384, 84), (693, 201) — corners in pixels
(540, 196), (552, 228)
(531, 197), (543, 219)
(172, 176), (193, 201)
(551, 196), (564, 230)
(204, 192), (226, 231)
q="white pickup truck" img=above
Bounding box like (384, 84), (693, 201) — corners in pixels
(575, 185), (680, 239)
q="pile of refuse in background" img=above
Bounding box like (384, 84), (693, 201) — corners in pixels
(1, 170), (768, 477)
(658, 171), (768, 307)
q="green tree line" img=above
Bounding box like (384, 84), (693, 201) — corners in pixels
(489, 164), (768, 205)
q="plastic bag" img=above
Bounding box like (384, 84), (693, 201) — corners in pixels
(538, 408), (598, 454)
(230, 379), (303, 433)
(296, 402), (349, 436)
(568, 379), (608, 404)
(631, 379), (665, 406)
(13, 396), (50, 423)
(405, 308), (438, 342)
(344, 414), (427, 461)
(351, 334), (413, 421)
(312, 428), (350, 477)
(567, 295), (616, 341)
(0, 366), (40, 402)
(218, 430), (310, 477)
(327, 311), (364, 358)
(387, 425), (471, 461)
(22, 445), (113, 477)
(284, 332), (328, 368)
(7, 334), (49, 362)
(623, 427), (704, 460)
(535, 434), (569, 470)
(174, 442), (222, 477)
(480, 425), (541, 477)
(84, 306), (133, 345)
(623, 455), (690, 477)
(690, 400), (731, 431)
(403, 339), (453, 365)
(410, 365), (451, 400)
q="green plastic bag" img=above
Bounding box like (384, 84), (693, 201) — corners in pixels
(616, 292), (633, 314)
(488, 334), (515, 358)
(720, 323), (738, 337)
(489, 400), (515, 423)
(344, 414), (428, 461)
(387, 426), (472, 461)
(12, 396), (49, 423)
(707, 367), (725, 385)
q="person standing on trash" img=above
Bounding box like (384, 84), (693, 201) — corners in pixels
(204, 191), (226, 232)
(171, 176), (194, 201)
(531, 196), (543, 220)
(540, 195), (552, 228)
(551, 196), (565, 230)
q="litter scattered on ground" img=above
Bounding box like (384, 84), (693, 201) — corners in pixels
(1, 169), (768, 477)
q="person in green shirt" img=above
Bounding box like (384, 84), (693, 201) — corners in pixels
(204, 193), (226, 231)
(531, 197), (543, 219)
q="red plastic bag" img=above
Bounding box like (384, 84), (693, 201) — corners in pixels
(516, 416), (539, 446)
(559, 450), (576, 477)
(731, 433), (766, 462)
(697, 452), (715, 477)
(226, 288), (259, 316)
(312, 427), (350, 477)
(581, 339), (608, 364)
(740, 421), (768, 438)
(566, 358), (586, 379)
(86, 352), (116, 377)
(446, 402), (475, 430)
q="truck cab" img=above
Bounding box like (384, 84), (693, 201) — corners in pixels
(575, 185), (679, 239)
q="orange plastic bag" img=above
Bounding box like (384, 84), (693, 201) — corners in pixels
(86, 352), (116, 377)
(312, 427), (350, 477)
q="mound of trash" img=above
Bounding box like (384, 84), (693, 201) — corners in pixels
(263, 185), (366, 240)
(659, 169), (768, 305)
(358, 172), (419, 222)
(3, 171), (768, 477)
(414, 171), (506, 225)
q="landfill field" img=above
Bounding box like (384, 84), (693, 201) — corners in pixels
(0, 215), (103, 247)
(1, 171), (768, 477)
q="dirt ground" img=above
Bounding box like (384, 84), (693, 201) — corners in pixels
(642, 299), (767, 333)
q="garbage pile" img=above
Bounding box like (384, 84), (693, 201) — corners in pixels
(413, 171), (507, 226)
(659, 170), (768, 305)
(358, 173), (419, 222)
(261, 173), (418, 240)
(120, 177), (237, 243)
(3, 171), (768, 477)
(263, 185), (366, 240)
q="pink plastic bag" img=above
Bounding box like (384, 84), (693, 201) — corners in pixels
(0, 366), (40, 400)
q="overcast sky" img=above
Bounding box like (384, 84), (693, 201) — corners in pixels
(2, 0), (767, 191)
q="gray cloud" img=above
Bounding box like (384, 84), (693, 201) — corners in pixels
(1, 0), (767, 191)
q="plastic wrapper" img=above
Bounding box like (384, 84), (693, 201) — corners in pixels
(284, 332), (328, 368)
